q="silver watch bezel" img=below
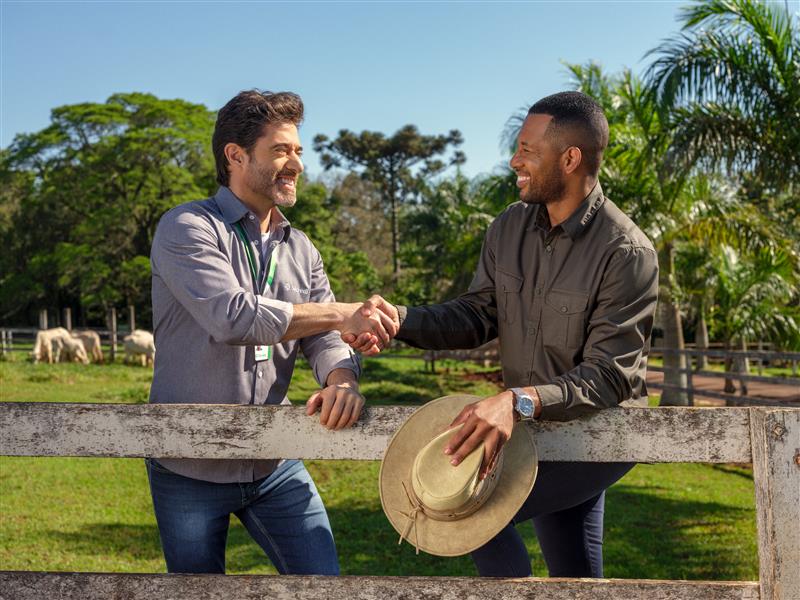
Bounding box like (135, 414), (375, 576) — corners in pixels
(510, 387), (535, 420)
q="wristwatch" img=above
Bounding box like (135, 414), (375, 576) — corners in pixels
(510, 387), (535, 421)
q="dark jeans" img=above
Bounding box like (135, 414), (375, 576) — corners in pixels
(147, 458), (339, 575)
(471, 461), (634, 577)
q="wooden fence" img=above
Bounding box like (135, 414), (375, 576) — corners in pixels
(0, 403), (798, 599)
(649, 348), (800, 407)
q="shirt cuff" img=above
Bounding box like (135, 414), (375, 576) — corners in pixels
(253, 296), (294, 344)
(535, 383), (566, 420)
(396, 305), (408, 327)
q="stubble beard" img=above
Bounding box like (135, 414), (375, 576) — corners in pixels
(246, 160), (297, 208)
(520, 166), (566, 205)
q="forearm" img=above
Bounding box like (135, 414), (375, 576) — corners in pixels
(396, 298), (498, 350)
(281, 302), (356, 342)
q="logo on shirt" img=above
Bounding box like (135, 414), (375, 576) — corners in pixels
(282, 282), (310, 295)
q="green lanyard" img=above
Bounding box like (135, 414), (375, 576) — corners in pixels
(233, 220), (279, 360)
(233, 221), (278, 292)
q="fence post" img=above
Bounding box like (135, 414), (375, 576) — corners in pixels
(1, 329), (6, 358)
(38, 310), (48, 331)
(109, 308), (118, 363)
(63, 308), (72, 332)
(128, 305), (136, 333)
(685, 350), (695, 407)
(750, 408), (800, 600)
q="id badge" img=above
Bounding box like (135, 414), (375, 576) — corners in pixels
(254, 345), (271, 362)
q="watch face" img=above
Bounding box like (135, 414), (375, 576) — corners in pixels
(516, 394), (534, 418)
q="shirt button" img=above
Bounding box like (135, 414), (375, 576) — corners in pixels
(536, 287), (543, 295)
(257, 370), (263, 378)
(561, 306), (568, 313)
(546, 245), (552, 253)
(249, 214), (255, 221)
(254, 240), (259, 245)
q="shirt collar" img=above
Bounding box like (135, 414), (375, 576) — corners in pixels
(560, 182), (605, 240)
(527, 182), (605, 239)
(214, 186), (293, 240)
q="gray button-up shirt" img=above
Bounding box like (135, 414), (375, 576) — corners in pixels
(397, 183), (658, 420)
(150, 186), (359, 482)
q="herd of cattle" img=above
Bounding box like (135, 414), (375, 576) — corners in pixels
(31, 328), (156, 366)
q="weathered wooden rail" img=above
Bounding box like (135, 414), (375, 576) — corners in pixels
(0, 403), (798, 600)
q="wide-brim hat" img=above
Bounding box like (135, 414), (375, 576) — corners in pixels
(379, 394), (538, 557)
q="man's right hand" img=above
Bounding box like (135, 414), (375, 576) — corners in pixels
(341, 295), (399, 355)
(340, 295), (400, 355)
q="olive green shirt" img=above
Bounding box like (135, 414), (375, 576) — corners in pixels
(397, 183), (659, 421)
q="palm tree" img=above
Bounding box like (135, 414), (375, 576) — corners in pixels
(646, 0), (800, 190)
(709, 245), (800, 400)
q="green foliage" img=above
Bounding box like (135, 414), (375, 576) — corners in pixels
(0, 93), (217, 325)
(646, 0), (800, 189)
(313, 125), (465, 275)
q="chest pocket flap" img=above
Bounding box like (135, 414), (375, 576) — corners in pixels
(496, 268), (523, 324)
(545, 289), (589, 315)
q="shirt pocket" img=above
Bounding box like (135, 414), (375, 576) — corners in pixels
(543, 289), (589, 349)
(496, 268), (524, 325)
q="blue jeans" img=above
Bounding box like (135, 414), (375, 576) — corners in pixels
(147, 458), (339, 575)
(471, 461), (634, 577)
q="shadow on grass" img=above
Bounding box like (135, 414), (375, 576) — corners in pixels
(605, 486), (756, 580)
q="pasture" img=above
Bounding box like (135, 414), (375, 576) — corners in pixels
(0, 354), (758, 579)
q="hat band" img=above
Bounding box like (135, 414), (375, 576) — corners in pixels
(395, 450), (505, 554)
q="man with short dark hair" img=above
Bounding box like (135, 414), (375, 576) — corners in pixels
(148, 90), (397, 575)
(349, 91), (658, 577)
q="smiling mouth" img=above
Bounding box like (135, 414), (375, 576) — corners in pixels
(516, 175), (530, 189)
(276, 175), (296, 190)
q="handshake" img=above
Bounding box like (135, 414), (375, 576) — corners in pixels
(338, 295), (399, 355)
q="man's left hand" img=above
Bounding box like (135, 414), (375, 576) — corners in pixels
(444, 391), (516, 479)
(306, 381), (365, 430)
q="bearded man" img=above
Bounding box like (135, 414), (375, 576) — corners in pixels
(349, 91), (659, 578)
(147, 90), (396, 575)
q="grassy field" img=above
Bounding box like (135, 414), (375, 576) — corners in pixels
(0, 353), (758, 579)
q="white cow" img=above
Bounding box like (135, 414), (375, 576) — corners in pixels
(32, 327), (70, 364)
(58, 335), (90, 364)
(71, 330), (104, 363)
(123, 329), (155, 367)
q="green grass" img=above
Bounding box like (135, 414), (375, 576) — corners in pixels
(0, 354), (758, 579)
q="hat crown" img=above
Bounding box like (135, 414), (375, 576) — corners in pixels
(411, 426), (483, 513)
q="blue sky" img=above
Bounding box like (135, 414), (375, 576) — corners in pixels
(2, 1), (687, 178)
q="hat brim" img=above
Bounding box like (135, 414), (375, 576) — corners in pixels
(379, 394), (538, 557)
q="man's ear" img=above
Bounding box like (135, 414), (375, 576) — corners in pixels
(562, 146), (583, 175)
(224, 143), (247, 171)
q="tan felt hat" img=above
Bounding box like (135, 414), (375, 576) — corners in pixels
(379, 394), (538, 557)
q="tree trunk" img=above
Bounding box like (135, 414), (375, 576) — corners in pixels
(389, 174), (400, 277)
(724, 337), (736, 397)
(735, 336), (749, 396)
(658, 245), (689, 406)
(695, 301), (710, 371)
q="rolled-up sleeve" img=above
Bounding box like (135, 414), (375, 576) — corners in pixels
(151, 207), (293, 346)
(298, 245), (360, 386)
(536, 245), (659, 420)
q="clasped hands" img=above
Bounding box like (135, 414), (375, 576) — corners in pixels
(339, 294), (401, 355)
(338, 294), (515, 478)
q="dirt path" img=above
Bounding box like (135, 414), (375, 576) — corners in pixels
(646, 370), (799, 407)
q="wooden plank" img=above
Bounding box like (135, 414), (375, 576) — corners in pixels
(0, 572), (761, 600)
(0, 404), (752, 463)
(750, 409), (800, 600)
